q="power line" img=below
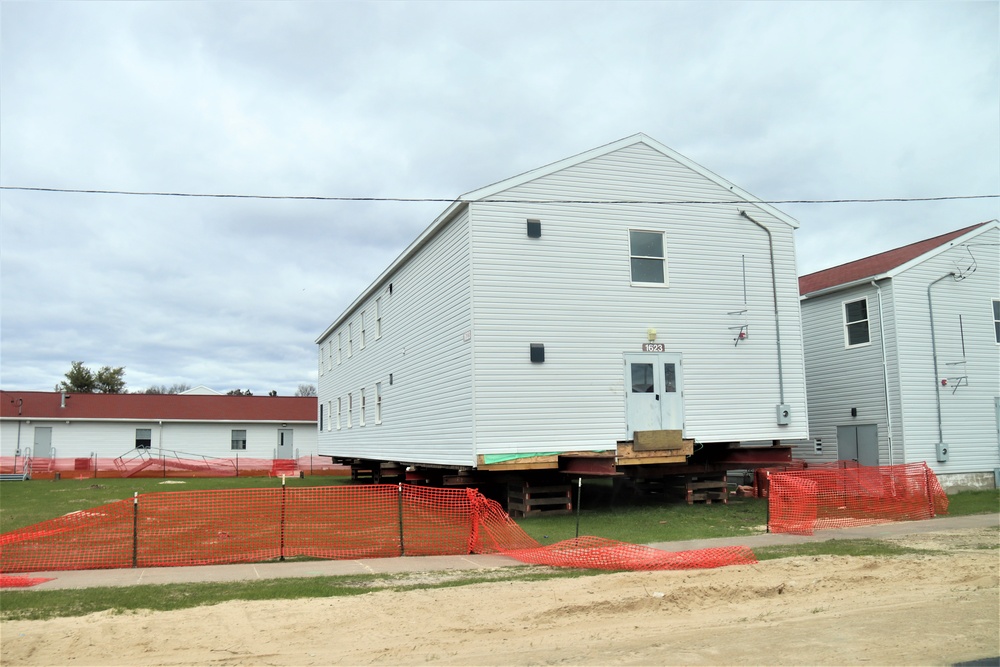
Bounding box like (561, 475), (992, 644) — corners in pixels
(1, 185), (998, 205)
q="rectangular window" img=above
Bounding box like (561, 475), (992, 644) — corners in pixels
(844, 298), (871, 347)
(231, 429), (247, 450)
(337, 333), (343, 364)
(337, 398), (342, 430)
(360, 311), (366, 349)
(348, 323), (353, 357)
(376, 298), (382, 339)
(631, 363), (654, 393)
(347, 392), (353, 428)
(993, 299), (1000, 344)
(359, 388), (366, 426)
(135, 428), (152, 449)
(629, 230), (666, 285)
(320, 345), (326, 375)
(319, 404), (324, 431)
(375, 382), (382, 424)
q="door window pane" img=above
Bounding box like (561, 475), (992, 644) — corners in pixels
(664, 363), (676, 393)
(631, 363), (654, 392)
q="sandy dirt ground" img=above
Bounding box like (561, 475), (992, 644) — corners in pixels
(2, 527), (997, 666)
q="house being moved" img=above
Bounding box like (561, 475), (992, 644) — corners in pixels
(315, 134), (808, 499)
(798, 220), (1000, 490)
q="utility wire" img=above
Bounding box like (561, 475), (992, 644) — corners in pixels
(1, 185), (998, 205)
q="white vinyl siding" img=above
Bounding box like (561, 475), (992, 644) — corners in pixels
(470, 142), (807, 450)
(317, 209), (474, 465)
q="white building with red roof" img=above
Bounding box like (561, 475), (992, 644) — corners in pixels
(798, 220), (999, 490)
(0, 390), (320, 477)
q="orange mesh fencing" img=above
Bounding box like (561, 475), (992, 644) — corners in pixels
(1, 483), (757, 574)
(767, 462), (948, 535)
(0, 455), (349, 479)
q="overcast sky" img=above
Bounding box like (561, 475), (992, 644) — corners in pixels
(1, 1), (997, 396)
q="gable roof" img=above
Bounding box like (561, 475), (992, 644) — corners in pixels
(798, 221), (995, 297)
(0, 391), (317, 422)
(317, 133), (799, 342)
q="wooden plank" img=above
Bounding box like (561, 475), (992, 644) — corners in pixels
(616, 454), (688, 466)
(633, 430), (684, 451)
(617, 439), (694, 460)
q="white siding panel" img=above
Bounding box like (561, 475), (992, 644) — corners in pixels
(801, 283), (897, 465)
(892, 226), (1000, 474)
(470, 145), (808, 453)
(317, 210), (474, 465)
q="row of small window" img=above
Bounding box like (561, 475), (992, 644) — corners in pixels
(134, 428), (249, 450)
(320, 298), (383, 374)
(320, 384), (383, 431)
(846, 297), (1000, 348)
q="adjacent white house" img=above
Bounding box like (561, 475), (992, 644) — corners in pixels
(0, 390), (319, 475)
(798, 220), (1000, 490)
(315, 134), (809, 475)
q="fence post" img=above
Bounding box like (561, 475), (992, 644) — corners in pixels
(132, 492), (139, 568)
(923, 464), (936, 518)
(280, 475), (286, 561)
(765, 472), (771, 533)
(398, 482), (405, 557)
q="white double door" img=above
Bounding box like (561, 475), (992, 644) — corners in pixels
(624, 352), (684, 435)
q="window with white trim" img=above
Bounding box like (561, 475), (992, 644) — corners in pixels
(337, 397), (342, 430)
(629, 230), (666, 285)
(359, 388), (366, 426)
(360, 311), (366, 349)
(231, 429), (247, 450)
(328, 401), (333, 430)
(347, 392), (353, 428)
(993, 299), (1000, 344)
(844, 297), (871, 347)
(348, 323), (353, 357)
(320, 344), (326, 375)
(319, 404), (324, 431)
(375, 382), (382, 424)
(375, 297), (382, 339)
(337, 333), (342, 364)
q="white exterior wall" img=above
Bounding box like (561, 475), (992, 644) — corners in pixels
(892, 225), (1000, 476)
(470, 142), (808, 453)
(0, 420), (317, 460)
(800, 281), (902, 465)
(316, 209), (475, 465)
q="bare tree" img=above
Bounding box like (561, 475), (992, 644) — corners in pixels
(295, 384), (317, 397)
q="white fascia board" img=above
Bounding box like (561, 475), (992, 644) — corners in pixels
(0, 418), (316, 424)
(316, 200), (468, 343)
(883, 219), (999, 280)
(461, 132), (800, 229)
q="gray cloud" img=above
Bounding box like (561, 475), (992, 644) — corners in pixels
(2, 1), (997, 394)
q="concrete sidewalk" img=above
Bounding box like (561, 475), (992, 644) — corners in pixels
(12, 512), (998, 591)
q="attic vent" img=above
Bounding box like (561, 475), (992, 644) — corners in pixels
(530, 343), (545, 363)
(526, 219), (541, 238)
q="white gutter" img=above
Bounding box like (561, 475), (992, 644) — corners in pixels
(871, 280), (894, 464)
(739, 210), (786, 406)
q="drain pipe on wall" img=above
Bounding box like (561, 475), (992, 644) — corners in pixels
(927, 271), (958, 462)
(739, 210), (787, 414)
(871, 280), (894, 465)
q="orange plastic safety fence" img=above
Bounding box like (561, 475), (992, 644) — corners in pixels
(768, 462), (948, 535)
(1, 484), (758, 573)
(0, 575), (54, 588)
(0, 456), (348, 479)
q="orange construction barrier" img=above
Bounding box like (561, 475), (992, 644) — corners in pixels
(1, 484), (756, 574)
(767, 462), (948, 535)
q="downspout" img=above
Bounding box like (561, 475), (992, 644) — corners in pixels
(871, 280), (893, 464)
(927, 271), (957, 457)
(739, 210), (785, 406)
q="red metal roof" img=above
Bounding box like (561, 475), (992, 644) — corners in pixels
(799, 223), (989, 296)
(0, 391), (317, 422)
